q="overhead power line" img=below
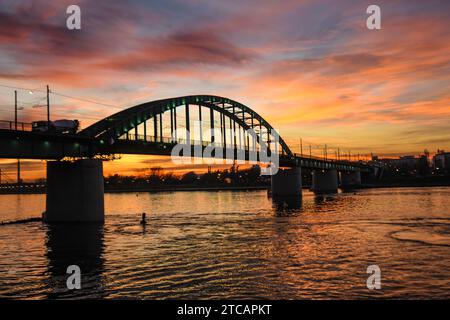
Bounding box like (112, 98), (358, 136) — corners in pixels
(0, 83), (123, 110)
(50, 91), (123, 109)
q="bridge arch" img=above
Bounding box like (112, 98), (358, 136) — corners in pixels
(80, 95), (293, 157)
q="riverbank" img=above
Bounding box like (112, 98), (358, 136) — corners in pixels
(362, 175), (450, 189)
(0, 183), (271, 195)
(0, 217), (42, 225)
(106, 185), (269, 193)
(1, 175), (449, 194)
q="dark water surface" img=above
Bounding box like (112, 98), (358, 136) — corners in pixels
(0, 187), (449, 299)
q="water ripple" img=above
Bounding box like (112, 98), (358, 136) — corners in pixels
(0, 188), (450, 299)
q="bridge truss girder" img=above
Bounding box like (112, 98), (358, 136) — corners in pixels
(80, 95), (294, 158)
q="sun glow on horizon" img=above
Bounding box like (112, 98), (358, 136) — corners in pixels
(0, 0), (449, 179)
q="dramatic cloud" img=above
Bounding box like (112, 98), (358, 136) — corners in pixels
(1, 0), (449, 179)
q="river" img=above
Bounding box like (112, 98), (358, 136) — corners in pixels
(0, 187), (449, 299)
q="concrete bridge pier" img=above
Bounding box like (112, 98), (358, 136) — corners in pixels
(311, 169), (338, 194)
(340, 170), (362, 189)
(270, 167), (302, 197)
(44, 159), (105, 223)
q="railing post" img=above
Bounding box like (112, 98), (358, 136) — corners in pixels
(174, 107), (177, 141)
(238, 125), (242, 150)
(134, 117), (138, 141)
(246, 132), (250, 152)
(185, 103), (190, 144)
(232, 106), (236, 149)
(258, 118), (262, 153)
(219, 109), (223, 147)
(210, 107), (214, 144)
(222, 112), (226, 148)
(251, 114), (255, 152)
(153, 114), (157, 142)
(159, 112), (162, 142)
(14, 90), (17, 130)
(243, 126), (246, 151)
(170, 108), (174, 142)
(199, 105), (203, 145)
(144, 118), (147, 141)
(229, 111), (233, 150)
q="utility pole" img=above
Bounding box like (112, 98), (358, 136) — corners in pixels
(46, 85), (50, 123)
(324, 144), (328, 160)
(17, 159), (21, 184)
(14, 90), (18, 130)
(300, 138), (303, 156)
(338, 148), (340, 161)
(15, 90), (21, 184)
(309, 145), (312, 158)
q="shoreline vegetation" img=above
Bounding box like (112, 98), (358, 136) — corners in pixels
(1, 178), (450, 195)
(1, 164), (449, 195)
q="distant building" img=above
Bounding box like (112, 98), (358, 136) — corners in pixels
(389, 156), (419, 169)
(380, 155), (429, 176)
(433, 151), (450, 174)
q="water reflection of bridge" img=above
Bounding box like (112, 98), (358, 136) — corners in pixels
(0, 182), (45, 194)
(45, 223), (105, 299)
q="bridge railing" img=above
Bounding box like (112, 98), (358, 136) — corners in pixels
(0, 120), (32, 131)
(117, 134), (368, 166)
(293, 152), (342, 162)
(0, 182), (46, 188)
(292, 152), (368, 165)
(118, 134), (285, 154)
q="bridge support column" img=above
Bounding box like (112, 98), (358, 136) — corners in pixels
(311, 169), (338, 194)
(44, 159), (104, 223)
(271, 167), (302, 197)
(340, 171), (362, 189)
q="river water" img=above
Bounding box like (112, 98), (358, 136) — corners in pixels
(0, 187), (449, 299)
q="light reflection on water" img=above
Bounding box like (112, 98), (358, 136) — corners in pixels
(0, 187), (450, 299)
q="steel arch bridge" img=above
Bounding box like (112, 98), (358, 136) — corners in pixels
(80, 95), (292, 157)
(0, 95), (371, 172)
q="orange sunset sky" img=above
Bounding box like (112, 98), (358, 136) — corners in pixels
(0, 0), (449, 181)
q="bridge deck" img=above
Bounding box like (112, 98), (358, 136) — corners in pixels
(0, 129), (369, 172)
